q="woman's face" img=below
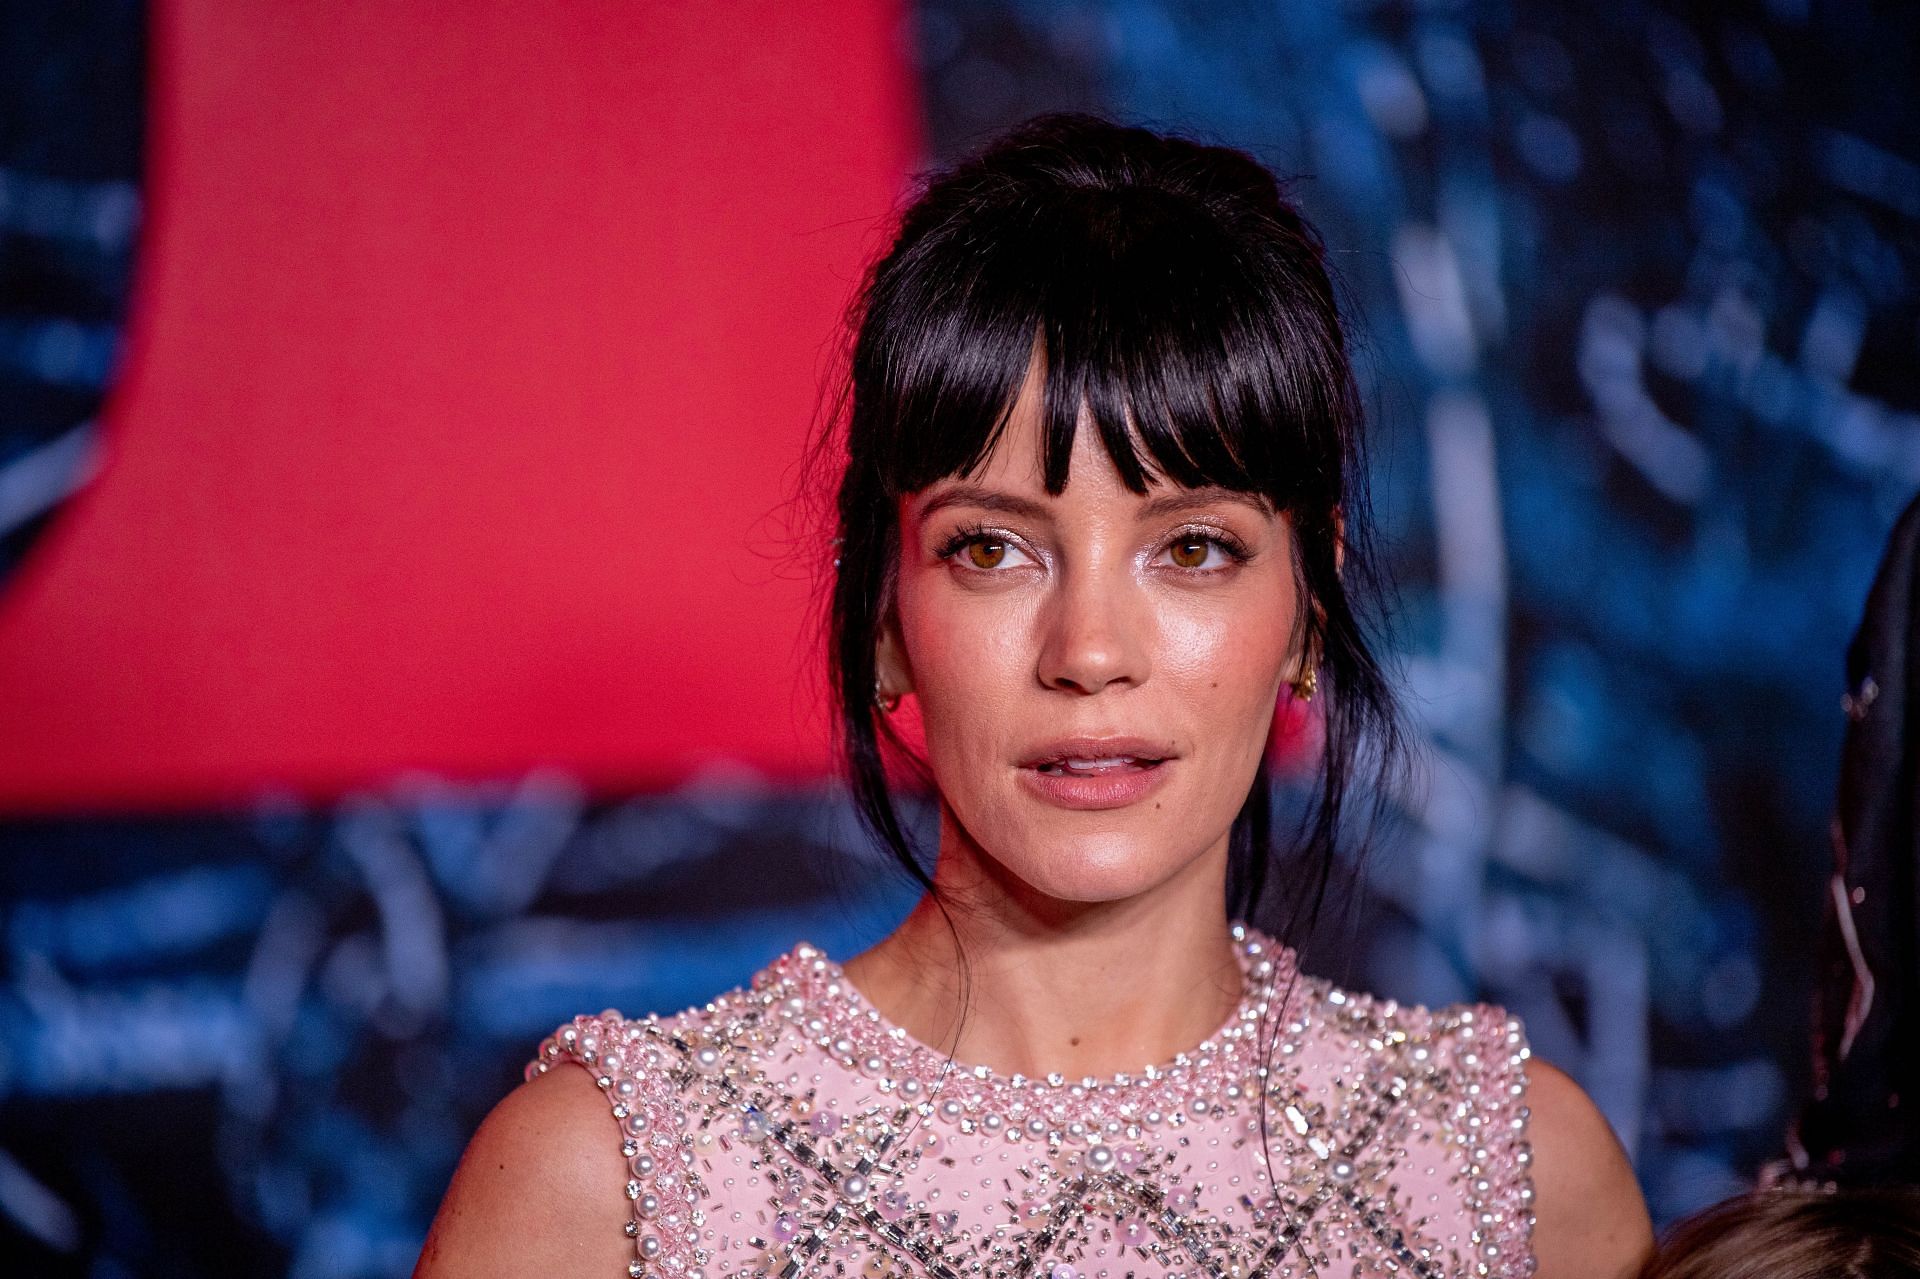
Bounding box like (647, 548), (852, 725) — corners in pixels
(880, 359), (1307, 906)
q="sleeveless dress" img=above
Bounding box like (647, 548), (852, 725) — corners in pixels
(525, 925), (1537, 1279)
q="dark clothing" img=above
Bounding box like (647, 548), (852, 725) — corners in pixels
(1788, 489), (1920, 1184)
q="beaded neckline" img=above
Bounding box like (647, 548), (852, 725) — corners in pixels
(533, 922), (1539, 1279)
(755, 924), (1304, 1131)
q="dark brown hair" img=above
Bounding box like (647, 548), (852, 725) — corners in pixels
(1641, 1186), (1920, 1279)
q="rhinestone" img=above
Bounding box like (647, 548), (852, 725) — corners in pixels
(522, 927), (1523, 1275)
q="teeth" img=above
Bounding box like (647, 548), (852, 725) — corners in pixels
(1063, 757), (1134, 769)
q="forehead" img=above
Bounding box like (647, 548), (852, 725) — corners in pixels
(965, 358), (1107, 492)
(882, 296), (1316, 536)
(912, 406), (1276, 527)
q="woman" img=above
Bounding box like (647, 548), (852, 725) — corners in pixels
(416, 114), (1651, 1279)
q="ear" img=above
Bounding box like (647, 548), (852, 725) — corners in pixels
(874, 606), (914, 701)
(1331, 504), (1346, 578)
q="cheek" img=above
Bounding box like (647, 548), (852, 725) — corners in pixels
(895, 575), (1033, 749)
(1160, 590), (1296, 713)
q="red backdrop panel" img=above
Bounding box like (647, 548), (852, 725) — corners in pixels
(0, 1), (918, 813)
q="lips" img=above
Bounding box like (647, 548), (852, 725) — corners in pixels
(1013, 737), (1175, 768)
(1015, 736), (1178, 810)
(1041, 757), (1155, 774)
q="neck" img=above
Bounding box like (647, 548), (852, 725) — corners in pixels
(840, 812), (1244, 1080)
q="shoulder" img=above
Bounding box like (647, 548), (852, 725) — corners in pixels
(415, 1055), (632, 1276)
(417, 1005), (720, 1278)
(1293, 971), (1650, 1277)
(1523, 1057), (1654, 1279)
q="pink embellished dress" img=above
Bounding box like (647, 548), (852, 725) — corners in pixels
(525, 926), (1536, 1279)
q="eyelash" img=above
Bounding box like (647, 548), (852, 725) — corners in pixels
(934, 524), (1253, 574)
(932, 524), (998, 562)
(1159, 526), (1251, 568)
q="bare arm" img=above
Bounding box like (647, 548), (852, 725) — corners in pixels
(414, 1063), (632, 1277)
(1528, 1059), (1655, 1279)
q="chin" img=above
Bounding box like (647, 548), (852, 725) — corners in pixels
(993, 830), (1199, 905)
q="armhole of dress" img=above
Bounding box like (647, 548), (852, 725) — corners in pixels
(1468, 1002), (1537, 1277)
(525, 1011), (694, 1279)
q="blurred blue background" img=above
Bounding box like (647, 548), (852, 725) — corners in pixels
(4, 1), (1919, 1273)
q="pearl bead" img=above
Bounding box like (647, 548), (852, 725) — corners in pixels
(524, 926), (1523, 1275)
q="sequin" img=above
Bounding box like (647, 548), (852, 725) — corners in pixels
(525, 926), (1537, 1277)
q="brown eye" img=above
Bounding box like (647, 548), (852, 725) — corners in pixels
(967, 539), (1008, 569)
(1169, 538), (1211, 569)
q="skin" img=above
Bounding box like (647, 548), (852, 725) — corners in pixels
(845, 352), (1304, 1077)
(415, 351), (1654, 1277)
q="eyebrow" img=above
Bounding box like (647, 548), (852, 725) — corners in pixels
(912, 481), (1275, 523)
(913, 484), (1049, 523)
(1139, 487), (1277, 519)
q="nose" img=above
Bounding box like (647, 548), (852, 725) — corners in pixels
(1035, 560), (1150, 695)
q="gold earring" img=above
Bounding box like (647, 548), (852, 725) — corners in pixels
(874, 677), (901, 714)
(1291, 666), (1317, 702)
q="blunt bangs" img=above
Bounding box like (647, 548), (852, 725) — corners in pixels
(856, 180), (1355, 513)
